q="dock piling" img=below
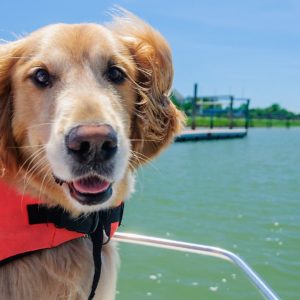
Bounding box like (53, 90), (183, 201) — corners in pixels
(191, 83), (198, 130)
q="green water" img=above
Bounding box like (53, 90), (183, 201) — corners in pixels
(116, 128), (300, 300)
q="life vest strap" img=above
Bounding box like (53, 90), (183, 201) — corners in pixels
(27, 204), (99, 234)
(27, 202), (124, 300)
(27, 202), (124, 238)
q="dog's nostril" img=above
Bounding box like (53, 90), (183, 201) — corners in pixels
(102, 140), (118, 158)
(102, 140), (115, 151)
(79, 141), (91, 155)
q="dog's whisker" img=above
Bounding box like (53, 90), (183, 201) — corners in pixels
(22, 165), (51, 204)
(19, 148), (45, 175)
(20, 158), (49, 210)
(27, 122), (55, 130)
(37, 174), (56, 205)
(22, 165), (45, 193)
(8, 144), (46, 149)
(16, 147), (45, 178)
(38, 169), (52, 200)
(24, 158), (50, 185)
(129, 138), (160, 142)
(25, 163), (49, 188)
(130, 150), (151, 161)
(129, 152), (148, 167)
(26, 158), (49, 180)
(130, 150), (162, 174)
(22, 155), (49, 191)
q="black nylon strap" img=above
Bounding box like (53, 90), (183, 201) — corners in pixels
(88, 220), (104, 300)
(87, 203), (124, 299)
(27, 205), (99, 234)
(27, 202), (124, 300)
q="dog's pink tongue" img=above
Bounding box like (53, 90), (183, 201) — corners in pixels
(73, 177), (109, 194)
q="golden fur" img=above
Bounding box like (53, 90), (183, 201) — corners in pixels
(0, 10), (184, 300)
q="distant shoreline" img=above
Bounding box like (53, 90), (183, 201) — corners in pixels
(186, 116), (300, 128)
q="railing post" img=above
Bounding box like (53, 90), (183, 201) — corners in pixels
(191, 83), (198, 130)
(229, 96), (234, 129)
(266, 114), (273, 127)
(210, 114), (214, 129)
(245, 99), (250, 130)
(286, 117), (290, 128)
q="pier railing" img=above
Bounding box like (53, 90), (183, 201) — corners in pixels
(185, 85), (250, 131)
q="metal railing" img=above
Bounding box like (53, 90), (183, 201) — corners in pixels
(113, 232), (280, 300)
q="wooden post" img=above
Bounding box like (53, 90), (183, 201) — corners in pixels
(266, 114), (272, 127)
(210, 101), (214, 129)
(229, 96), (234, 129)
(191, 83), (198, 130)
(270, 114), (273, 127)
(245, 99), (250, 130)
(286, 117), (290, 128)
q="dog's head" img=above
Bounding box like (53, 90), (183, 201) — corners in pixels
(0, 11), (184, 214)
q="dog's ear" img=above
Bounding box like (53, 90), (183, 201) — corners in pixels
(0, 41), (24, 176)
(109, 10), (185, 166)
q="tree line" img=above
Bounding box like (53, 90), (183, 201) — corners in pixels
(170, 93), (300, 120)
(248, 103), (300, 119)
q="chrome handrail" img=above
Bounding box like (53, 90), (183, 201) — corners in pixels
(113, 232), (280, 300)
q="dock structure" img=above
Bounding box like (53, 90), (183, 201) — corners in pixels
(173, 83), (250, 142)
(175, 128), (247, 142)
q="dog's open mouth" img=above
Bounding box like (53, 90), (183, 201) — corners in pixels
(71, 176), (110, 194)
(69, 175), (113, 205)
(54, 174), (113, 206)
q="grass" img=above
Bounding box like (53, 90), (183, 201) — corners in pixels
(186, 117), (300, 128)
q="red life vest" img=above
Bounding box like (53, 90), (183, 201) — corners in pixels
(0, 180), (123, 265)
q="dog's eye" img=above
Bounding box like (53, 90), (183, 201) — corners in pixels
(32, 69), (51, 88)
(106, 66), (126, 84)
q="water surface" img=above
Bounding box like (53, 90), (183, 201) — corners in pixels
(117, 128), (300, 300)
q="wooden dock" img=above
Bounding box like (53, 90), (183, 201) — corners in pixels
(175, 128), (247, 142)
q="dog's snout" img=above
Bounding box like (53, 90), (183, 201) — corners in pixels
(66, 124), (118, 163)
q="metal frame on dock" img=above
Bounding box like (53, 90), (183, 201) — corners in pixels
(113, 232), (280, 300)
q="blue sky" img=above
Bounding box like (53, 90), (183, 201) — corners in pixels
(1, 0), (299, 112)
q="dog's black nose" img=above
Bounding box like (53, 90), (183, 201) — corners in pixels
(66, 124), (118, 163)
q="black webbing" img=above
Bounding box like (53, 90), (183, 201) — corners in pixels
(88, 219), (104, 300)
(27, 204), (99, 234)
(26, 203), (124, 300)
(87, 203), (124, 299)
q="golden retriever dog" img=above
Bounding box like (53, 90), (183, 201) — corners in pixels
(0, 9), (184, 300)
